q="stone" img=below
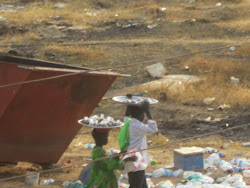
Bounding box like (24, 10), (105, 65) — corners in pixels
(146, 63), (167, 78)
(37, 26), (66, 38)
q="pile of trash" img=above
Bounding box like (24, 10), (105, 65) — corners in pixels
(63, 146), (250, 188)
(117, 147), (250, 188)
(79, 114), (123, 128)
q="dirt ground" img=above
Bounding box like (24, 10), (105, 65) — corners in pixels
(0, 0), (249, 187)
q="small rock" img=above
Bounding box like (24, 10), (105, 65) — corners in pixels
(217, 104), (231, 110)
(215, 2), (222, 7)
(230, 76), (240, 84)
(145, 63), (167, 78)
(147, 24), (157, 29)
(37, 26), (66, 38)
(230, 46), (235, 51)
(203, 97), (215, 105)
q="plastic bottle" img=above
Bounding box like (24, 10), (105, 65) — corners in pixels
(108, 148), (120, 154)
(172, 169), (183, 177)
(243, 170), (250, 177)
(83, 143), (95, 149)
(183, 171), (202, 179)
(40, 179), (55, 185)
(145, 173), (152, 177)
(232, 158), (250, 168)
(219, 160), (233, 171)
(152, 168), (172, 178)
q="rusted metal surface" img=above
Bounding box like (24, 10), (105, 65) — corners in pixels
(0, 54), (122, 164)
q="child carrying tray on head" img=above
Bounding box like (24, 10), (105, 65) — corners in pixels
(69, 126), (136, 188)
(119, 99), (158, 188)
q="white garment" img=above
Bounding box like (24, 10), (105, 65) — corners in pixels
(124, 116), (158, 171)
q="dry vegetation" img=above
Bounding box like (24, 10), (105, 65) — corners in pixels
(42, 45), (109, 60)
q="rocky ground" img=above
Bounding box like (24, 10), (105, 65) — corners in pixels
(0, 0), (249, 187)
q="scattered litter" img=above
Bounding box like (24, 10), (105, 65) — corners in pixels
(54, 3), (65, 9)
(160, 7), (167, 11)
(156, 180), (174, 187)
(242, 142), (250, 146)
(83, 143), (95, 149)
(191, 19), (196, 22)
(203, 97), (215, 105)
(172, 169), (184, 177)
(86, 12), (97, 16)
(147, 24), (157, 29)
(152, 168), (172, 178)
(115, 14), (119, 17)
(230, 76), (240, 84)
(122, 24), (132, 28)
(204, 116), (212, 122)
(243, 170), (250, 177)
(230, 46), (236, 51)
(40, 179), (55, 185)
(207, 108), (214, 111)
(215, 2), (222, 7)
(189, 0), (195, 3)
(146, 178), (155, 187)
(217, 104), (231, 110)
(183, 66), (190, 71)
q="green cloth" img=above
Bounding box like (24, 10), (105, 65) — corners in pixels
(86, 146), (124, 188)
(118, 119), (131, 152)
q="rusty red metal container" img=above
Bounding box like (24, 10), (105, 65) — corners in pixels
(0, 53), (123, 164)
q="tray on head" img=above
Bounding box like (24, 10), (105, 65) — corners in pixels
(78, 120), (124, 128)
(112, 96), (158, 106)
(78, 114), (124, 129)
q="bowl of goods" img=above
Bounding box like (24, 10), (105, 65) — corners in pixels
(78, 114), (124, 128)
(112, 95), (158, 106)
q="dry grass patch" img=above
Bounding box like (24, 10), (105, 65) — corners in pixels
(215, 19), (250, 32)
(42, 45), (109, 60)
(173, 57), (249, 107)
(0, 32), (41, 43)
(141, 56), (250, 108)
(235, 44), (250, 56)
